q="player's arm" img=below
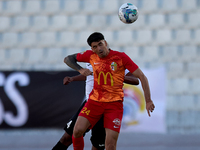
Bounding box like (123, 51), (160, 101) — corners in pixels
(63, 74), (86, 85)
(64, 54), (92, 76)
(132, 68), (155, 117)
(124, 72), (139, 85)
(64, 54), (82, 71)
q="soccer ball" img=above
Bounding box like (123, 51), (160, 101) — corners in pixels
(118, 3), (139, 24)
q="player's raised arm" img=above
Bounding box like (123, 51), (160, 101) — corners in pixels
(64, 54), (92, 76)
(132, 68), (155, 117)
(64, 54), (82, 71)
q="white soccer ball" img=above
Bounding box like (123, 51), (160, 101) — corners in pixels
(118, 3), (139, 24)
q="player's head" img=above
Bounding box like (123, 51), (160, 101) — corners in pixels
(87, 32), (109, 58)
(87, 32), (105, 46)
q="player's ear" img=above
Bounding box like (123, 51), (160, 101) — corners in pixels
(104, 40), (108, 47)
(91, 47), (95, 52)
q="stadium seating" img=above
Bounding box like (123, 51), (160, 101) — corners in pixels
(123, 46), (140, 62)
(140, 0), (158, 14)
(98, 30), (115, 46)
(167, 62), (184, 78)
(142, 46), (159, 61)
(67, 15), (87, 31)
(41, 0), (60, 15)
(48, 15), (68, 31)
(177, 46), (197, 62)
(148, 14), (165, 29)
(168, 13), (185, 29)
(62, 0), (80, 15)
(154, 29), (171, 45)
(76, 30), (94, 47)
(0, 1), (3, 15)
(189, 79), (200, 95)
(192, 29), (200, 45)
(180, 0), (197, 12)
(1, 32), (18, 49)
(22, 0), (41, 15)
(82, 0), (99, 15)
(0, 16), (10, 32)
(187, 13), (200, 29)
(135, 29), (153, 46)
(89, 15), (107, 30)
(29, 15), (48, 32)
(187, 62), (200, 78)
(100, 0), (118, 15)
(37, 32), (56, 48)
(106, 15), (126, 30)
(43, 48), (63, 64)
(10, 16), (29, 32)
(172, 29), (191, 45)
(115, 30), (134, 46)
(6, 49), (25, 64)
(25, 48), (44, 65)
(161, 0), (178, 13)
(56, 31), (76, 47)
(0, 49), (6, 63)
(2, 1), (22, 16)
(168, 78), (189, 95)
(160, 46), (178, 62)
(0, 0), (200, 133)
(18, 32), (37, 48)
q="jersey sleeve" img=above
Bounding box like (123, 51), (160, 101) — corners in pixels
(121, 52), (138, 73)
(76, 50), (93, 63)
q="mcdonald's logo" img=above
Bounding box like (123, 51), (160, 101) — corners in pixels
(98, 71), (113, 86)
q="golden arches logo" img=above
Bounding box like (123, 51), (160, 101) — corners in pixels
(98, 71), (113, 86)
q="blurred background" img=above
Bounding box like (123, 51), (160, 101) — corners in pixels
(0, 0), (200, 149)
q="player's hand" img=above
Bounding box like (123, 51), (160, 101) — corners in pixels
(79, 68), (93, 76)
(63, 76), (73, 85)
(146, 100), (155, 117)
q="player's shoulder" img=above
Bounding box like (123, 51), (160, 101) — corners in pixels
(110, 49), (126, 57)
(78, 50), (93, 56)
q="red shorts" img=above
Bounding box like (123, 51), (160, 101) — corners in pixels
(79, 99), (123, 133)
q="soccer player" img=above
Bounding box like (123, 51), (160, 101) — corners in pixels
(52, 63), (139, 150)
(64, 32), (155, 150)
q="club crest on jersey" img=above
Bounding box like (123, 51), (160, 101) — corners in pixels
(111, 62), (117, 71)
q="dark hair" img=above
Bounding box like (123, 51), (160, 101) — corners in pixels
(87, 32), (105, 46)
